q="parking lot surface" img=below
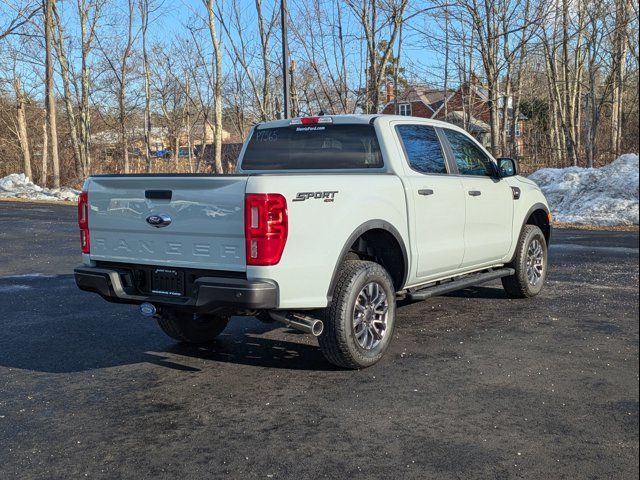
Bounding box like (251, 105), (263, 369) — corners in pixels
(0, 202), (638, 479)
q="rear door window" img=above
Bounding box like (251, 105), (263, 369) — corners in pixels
(396, 125), (448, 174)
(241, 124), (384, 170)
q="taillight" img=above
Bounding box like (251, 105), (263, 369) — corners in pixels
(78, 191), (90, 254)
(245, 193), (288, 266)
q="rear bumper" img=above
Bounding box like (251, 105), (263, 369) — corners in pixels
(74, 265), (278, 312)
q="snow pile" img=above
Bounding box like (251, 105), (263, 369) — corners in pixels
(0, 173), (80, 202)
(529, 154), (639, 226)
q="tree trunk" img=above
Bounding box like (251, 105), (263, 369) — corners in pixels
(611, 0), (630, 158)
(486, 74), (501, 157)
(79, 3), (92, 176)
(443, 5), (450, 118)
(44, 0), (60, 188)
(41, 111), (49, 185)
(289, 60), (300, 117)
(205, 0), (224, 174)
(121, 122), (129, 174)
(255, 0), (272, 121)
(52, 5), (83, 176)
(561, 0), (579, 166)
(139, 1), (153, 172)
(14, 77), (33, 179)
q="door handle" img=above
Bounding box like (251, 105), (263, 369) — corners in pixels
(468, 190), (482, 197)
(418, 189), (434, 196)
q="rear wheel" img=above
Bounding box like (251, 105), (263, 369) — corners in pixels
(502, 225), (548, 298)
(157, 310), (229, 344)
(319, 260), (396, 369)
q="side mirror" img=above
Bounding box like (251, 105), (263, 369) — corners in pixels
(498, 158), (518, 177)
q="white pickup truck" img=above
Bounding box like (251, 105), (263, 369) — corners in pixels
(75, 114), (551, 368)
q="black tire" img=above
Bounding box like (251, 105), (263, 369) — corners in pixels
(319, 260), (396, 369)
(502, 224), (548, 298)
(157, 310), (229, 344)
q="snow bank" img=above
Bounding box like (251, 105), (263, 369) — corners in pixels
(0, 173), (80, 202)
(529, 154), (639, 226)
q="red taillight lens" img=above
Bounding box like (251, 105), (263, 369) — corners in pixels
(301, 117), (320, 125)
(245, 193), (288, 266)
(78, 191), (90, 254)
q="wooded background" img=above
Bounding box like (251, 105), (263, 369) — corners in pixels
(0, 0), (638, 187)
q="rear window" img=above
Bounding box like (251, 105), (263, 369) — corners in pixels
(241, 124), (384, 170)
(396, 125), (447, 174)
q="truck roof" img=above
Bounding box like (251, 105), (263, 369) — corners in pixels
(255, 114), (460, 130)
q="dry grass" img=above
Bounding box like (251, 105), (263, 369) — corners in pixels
(552, 221), (639, 232)
(0, 197), (76, 207)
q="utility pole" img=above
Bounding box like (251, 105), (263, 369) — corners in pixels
(281, 0), (290, 118)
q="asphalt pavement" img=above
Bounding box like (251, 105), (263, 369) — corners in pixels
(0, 202), (638, 480)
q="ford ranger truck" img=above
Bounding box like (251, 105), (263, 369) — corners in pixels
(74, 115), (551, 369)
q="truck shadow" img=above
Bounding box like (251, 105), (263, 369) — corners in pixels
(440, 285), (510, 300)
(155, 319), (338, 372)
(0, 275), (337, 373)
(0, 275), (509, 374)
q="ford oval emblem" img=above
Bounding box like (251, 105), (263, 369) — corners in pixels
(146, 214), (171, 228)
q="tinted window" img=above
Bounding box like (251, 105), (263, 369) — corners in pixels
(396, 125), (447, 174)
(241, 124), (383, 170)
(444, 129), (495, 176)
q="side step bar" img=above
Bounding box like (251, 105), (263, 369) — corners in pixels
(407, 268), (515, 301)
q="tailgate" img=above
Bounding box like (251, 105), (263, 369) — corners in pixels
(86, 176), (248, 271)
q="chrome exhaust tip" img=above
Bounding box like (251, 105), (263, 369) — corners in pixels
(139, 302), (157, 317)
(269, 311), (324, 337)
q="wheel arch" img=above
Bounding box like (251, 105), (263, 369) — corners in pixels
(522, 203), (552, 245)
(326, 220), (408, 302)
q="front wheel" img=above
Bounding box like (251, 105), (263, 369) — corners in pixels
(319, 260), (396, 369)
(502, 225), (548, 298)
(157, 310), (229, 344)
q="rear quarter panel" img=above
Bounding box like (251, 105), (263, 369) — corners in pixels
(246, 174), (408, 309)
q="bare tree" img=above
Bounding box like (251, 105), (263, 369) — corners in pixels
(40, 108), (48, 184)
(151, 45), (188, 164)
(290, 0), (356, 114)
(539, 0), (587, 166)
(583, 0), (621, 167)
(204, 0), (223, 174)
(610, 0), (632, 157)
(217, 0), (277, 121)
(44, 0), (60, 188)
(52, 3), (83, 176)
(139, 0), (153, 171)
(13, 76), (33, 179)
(0, 1), (40, 41)
(77, 0), (105, 176)
(98, 0), (136, 172)
(183, 27), (215, 172)
(345, 0), (408, 113)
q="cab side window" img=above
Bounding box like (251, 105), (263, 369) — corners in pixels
(396, 125), (448, 174)
(444, 129), (495, 176)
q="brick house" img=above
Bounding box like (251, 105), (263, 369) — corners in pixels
(381, 80), (526, 153)
(381, 85), (451, 120)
